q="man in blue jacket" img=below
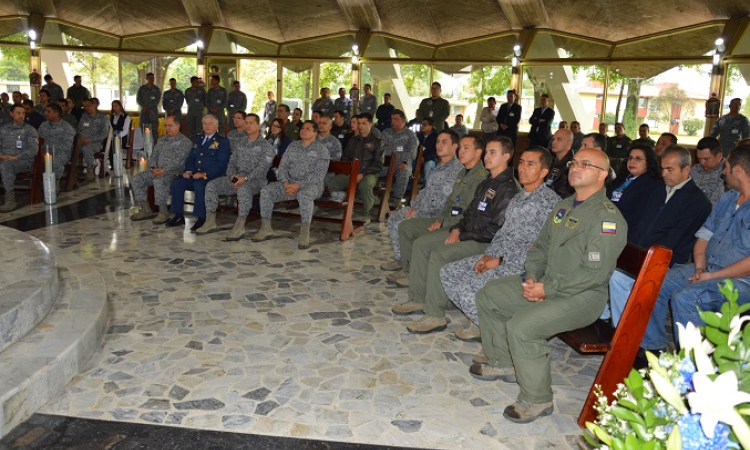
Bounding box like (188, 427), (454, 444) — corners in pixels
(167, 115), (231, 231)
(607, 146), (712, 326)
(641, 143), (750, 352)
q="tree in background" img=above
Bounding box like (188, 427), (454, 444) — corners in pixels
(647, 84), (695, 132)
(0, 32), (29, 82)
(240, 60), (276, 115)
(466, 65), (511, 129)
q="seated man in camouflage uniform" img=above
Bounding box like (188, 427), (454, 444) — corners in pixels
(380, 109), (419, 207)
(196, 113), (275, 241)
(252, 120), (330, 249)
(0, 104), (39, 212)
(439, 147), (560, 342)
(78, 98), (110, 181)
(38, 104), (76, 192)
(130, 116), (192, 223)
(380, 129), (463, 271)
(316, 115), (342, 161)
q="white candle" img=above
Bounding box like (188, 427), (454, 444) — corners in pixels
(114, 136), (121, 154)
(139, 157), (147, 172)
(44, 151), (52, 174)
(144, 126), (153, 157)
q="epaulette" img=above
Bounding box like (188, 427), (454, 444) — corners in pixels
(603, 201), (617, 214)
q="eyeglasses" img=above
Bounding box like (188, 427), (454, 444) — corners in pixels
(567, 160), (607, 171)
(627, 156), (645, 162)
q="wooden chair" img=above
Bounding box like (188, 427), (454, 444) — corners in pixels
(375, 154), (397, 222)
(63, 134), (82, 192)
(125, 126), (136, 169)
(95, 132), (113, 179)
(15, 138), (45, 204)
(409, 145), (425, 204)
(558, 243), (672, 428)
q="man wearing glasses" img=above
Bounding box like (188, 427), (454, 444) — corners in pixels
(470, 147), (626, 424)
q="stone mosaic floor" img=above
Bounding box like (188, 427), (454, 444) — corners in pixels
(13, 183), (601, 449)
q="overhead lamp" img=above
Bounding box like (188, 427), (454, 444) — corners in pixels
(715, 37), (726, 53)
(196, 39), (204, 49)
(30, 40), (36, 50)
(712, 50), (721, 65)
(28, 29), (37, 41)
(352, 44), (359, 55)
(513, 44), (521, 57)
(511, 56), (518, 68)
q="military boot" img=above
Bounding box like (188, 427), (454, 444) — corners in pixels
(152, 206), (170, 225)
(298, 223), (311, 250)
(0, 191), (16, 212)
(225, 217), (246, 241)
(130, 201), (155, 221)
(195, 212), (218, 235)
(251, 219), (274, 242)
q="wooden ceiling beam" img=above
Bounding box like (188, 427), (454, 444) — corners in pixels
(180, 0), (226, 28)
(497, 0), (549, 30)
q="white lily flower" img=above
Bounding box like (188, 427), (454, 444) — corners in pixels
(693, 344), (715, 375)
(677, 321), (715, 355)
(728, 315), (750, 349)
(687, 371), (750, 438)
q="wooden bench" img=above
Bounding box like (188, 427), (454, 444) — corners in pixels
(14, 138), (45, 204)
(409, 145), (425, 204)
(352, 154), (396, 223)
(63, 134), (82, 192)
(558, 243), (672, 428)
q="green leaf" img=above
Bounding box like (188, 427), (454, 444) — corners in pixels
(614, 438), (627, 450)
(611, 406), (645, 425)
(699, 310), (722, 328)
(619, 399), (638, 412)
(590, 422), (613, 446)
(631, 422), (649, 441)
(705, 327), (729, 346)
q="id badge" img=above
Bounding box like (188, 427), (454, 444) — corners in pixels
(16, 139), (22, 149)
(195, 98), (200, 102)
(338, 134), (344, 139)
(451, 206), (463, 216)
(83, 122), (90, 127)
(732, 129), (739, 134)
(429, 111), (434, 118)
(217, 99), (222, 104)
(478, 201), (487, 211)
(611, 190), (623, 202)
(150, 96), (156, 100)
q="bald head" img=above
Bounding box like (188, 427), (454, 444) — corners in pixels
(568, 148), (610, 196)
(550, 128), (573, 157)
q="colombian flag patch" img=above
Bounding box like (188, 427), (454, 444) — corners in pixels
(602, 221), (617, 234)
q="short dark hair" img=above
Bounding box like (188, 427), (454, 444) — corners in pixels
(431, 82), (441, 88)
(455, 114), (463, 119)
(312, 110), (322, 117)
(47, 103), (63, 116)
(662, 146), (692, 170)
(233, 110), (247, 119)
(421, 117), (434, 126)
(211, 75), (220, 82)
(487, 136), (514, 159)
(294, 107), (302, 114)
(146, 72), (154, 77)
(44, 74), (52, 81)
(333, 109), (345, 118)
(391, 109), (406, 121)
(614, 122), (624, 128)
(22, 99), (34, 107)
(639, 123), (649, 129)
(278, 104), (290, 113)
(523, 146), (553, 170)
(384, 93), (391, 98)
(540, 94), (549, 99)
(39, 89), (50, 97)
(166, 115), (181, 126)
(661, 132), (678, 146)
(302, 120), (318, 133)
(584, 132), (607, 151)
(169, 78), (176, 82)
(696, 136), (722, 156)
(358, 113), (373, 123)
(463, 135), (485, 153)
(10, 104), (24, 113)
(247, 113), (260, 124)
(728, 144), (750, 175)
(438, 129), (460, 146)
(190, 76), (199, 82)
(233, 80), (240, 85)
(488, 97), (496, 102)
(364, 83), (372, 88)
(571, 120), (580, 127)
(74, 75), (82, 80)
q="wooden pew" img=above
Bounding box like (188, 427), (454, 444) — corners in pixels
(557, 243), (672, 428)
(63, 134), (82, 192)
(14, 138), (45, 204)
(125, 126), (136, 169)
(351, 154), (396, 223)
(409, 145), (425, 204)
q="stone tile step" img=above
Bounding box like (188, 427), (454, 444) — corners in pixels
(0, 251), (108, 438)
(0, 226), (59, 354)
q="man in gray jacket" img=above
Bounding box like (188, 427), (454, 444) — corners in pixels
(78, 99), (110, 181)
(137, 73), (161, 131)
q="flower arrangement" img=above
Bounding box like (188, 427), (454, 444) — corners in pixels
(585, 280), (750, 449)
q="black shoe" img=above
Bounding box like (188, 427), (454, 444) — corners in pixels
(633, 347), (666, 370)
(166, 215), (185, 227)
(190, 218), (206, 232)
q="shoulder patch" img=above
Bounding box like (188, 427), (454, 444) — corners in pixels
(603, 202), (617, 213)
(602, 221), (617, 234)
(553, 208), (566, 224)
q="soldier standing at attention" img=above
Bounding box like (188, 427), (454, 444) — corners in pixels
(184, 76), (206, 139)
(137, 72), (161, 131)
(358, 84), (378, 117)
(227, 81), (248, 120)
(206, 75), (228, 133)
(312, 87), (335, 119)
(471, 147), (626, 424)
(417, 82), (451, 132)
(162, 78), (185, 121)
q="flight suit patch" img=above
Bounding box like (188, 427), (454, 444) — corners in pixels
(485, 189), (496, 199)
(602, 221), (617, 234)
(604, 202), (617, 214)
(553, 208), (566, 224)
(588, 252), (601, 262)
(565, 217), (579, 229)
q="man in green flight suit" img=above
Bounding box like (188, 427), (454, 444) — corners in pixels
(386, 134), (488, 287)
(471, 147), (627, 423)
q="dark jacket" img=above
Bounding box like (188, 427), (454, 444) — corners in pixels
(607, 174), (663, 243)
(185, 133), (231, 181)
(496, 102), (522, 140)
(633, 179), (712, 266)
(342, 132), (384, 176)
(376, 103), (394, 131)
(528, 106), (555, 147)
(545, 150), (575, 199)
(332, 122), (351, 150)
(417, 129), (438, 162)
(453, 167), (519, 243)
(25, 111), (45, 130)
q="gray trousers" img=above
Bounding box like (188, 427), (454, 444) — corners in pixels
(380, 165), (411, 199)
(53, 151), (72, 181)
(186, 113), (203, 139)
(408, 229), (488, 316)
(0, 159), (33, 191)
(140, 110), (159, 131)
(131, 171), (173, 206)
(440, 255), (515, 325)
(206, 176), (265, 218)
(260, 181), (323, 223)
(476, 276), (606, 404)
(81, 143), (99, 171)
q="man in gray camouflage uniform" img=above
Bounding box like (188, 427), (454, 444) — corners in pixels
(316, 115), (342, 161)
(710, 97), (750, 153)
(227, 81), (247, 120)
(38, 104), (76, 191)
(185, 76), (205, 139)
(262, 91), (276, 135)
(206, 75), (228, 133)
(381, 109), (418, 204)
(130, 116), (192, 223)
(358, 84), (377, 116)
(42, 75), (64, 105)
(226, 110), (247, 149)
(162, 78), (185, 120)
(137, 73), (161, 131)
(197, 113), (274, 241)
(312, 88), (335, 119)
(382, 128), (463, 267)
(0, 104), (39, 212)
(78, 98), (111, 181)
(253, 120), (330, 249)
(439, 147), (560, 341)
(334, 87), (353, 122)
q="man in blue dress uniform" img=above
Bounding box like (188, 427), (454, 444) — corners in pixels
(167, 115), (231, 231)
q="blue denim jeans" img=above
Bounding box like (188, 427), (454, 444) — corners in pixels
(422, 160), (436, 188)
(641, 263), (750, 350)
(604, 269), (635, 327)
